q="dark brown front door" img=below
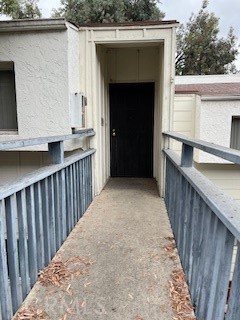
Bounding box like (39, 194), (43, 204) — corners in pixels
(110, 83), (154, 177)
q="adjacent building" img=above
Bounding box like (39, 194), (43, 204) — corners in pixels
(174, 74), (240, 202)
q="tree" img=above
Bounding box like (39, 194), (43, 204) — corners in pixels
(52, 0), (164, 25)
(0, 0), (41, 19)
(176, 0), (238, 75)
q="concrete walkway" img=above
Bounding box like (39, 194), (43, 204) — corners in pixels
(19, 178), (180, 320)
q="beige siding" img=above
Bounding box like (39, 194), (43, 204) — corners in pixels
(107, 47), (159, 82)
(195, 163), (240, 203)
(172, 94), (196, 152)
(0, 152), (51, 186)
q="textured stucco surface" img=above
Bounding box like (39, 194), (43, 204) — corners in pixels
(197, 99), (240, 163)
(0, 30), (70, 141)
(65, 24), (87, 151)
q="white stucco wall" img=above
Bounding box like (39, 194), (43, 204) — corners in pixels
(68, 25), (80, 95)
(195, 99), (240, 163)
(65, 23), (89, 151)
(0, 29), (70, 142)
(0, 21), (88, 153)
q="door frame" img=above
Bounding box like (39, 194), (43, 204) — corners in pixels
(84, 37), (176, 196)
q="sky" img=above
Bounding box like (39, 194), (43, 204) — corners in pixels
(25, 0), (240, 69)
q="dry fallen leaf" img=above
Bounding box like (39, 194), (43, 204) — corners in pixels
(14, 306), (49, 320)
(164, 242), (176, 252)
(169, 270), (196, 320)
(38, 256), (93, 291)
(38, 261), (71, 287)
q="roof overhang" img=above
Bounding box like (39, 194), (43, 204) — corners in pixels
(0, 18), (179, 34)
(79, 20), (179, 29)
(0, 18), (70, 33)
(201, 95), (240, 101)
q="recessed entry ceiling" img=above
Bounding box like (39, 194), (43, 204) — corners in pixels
(100, 41), (163, 49)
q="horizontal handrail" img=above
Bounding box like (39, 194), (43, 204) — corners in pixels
(0, 148), (96, 201)
(164, 131), (240, 165)
(0, 128), (95, 151)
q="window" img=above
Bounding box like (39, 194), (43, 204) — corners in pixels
(0, 62), (18, 131)
(230, 116), (240, 150)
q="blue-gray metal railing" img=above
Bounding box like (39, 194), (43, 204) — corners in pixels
(0, 131), (95, 319)
(163, 132), (240, 320)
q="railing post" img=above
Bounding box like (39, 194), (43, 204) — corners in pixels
(181, 143), (193, 167)
(48, 141), (64, 164)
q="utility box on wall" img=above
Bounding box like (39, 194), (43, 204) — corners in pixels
(70, 93), (87, 128)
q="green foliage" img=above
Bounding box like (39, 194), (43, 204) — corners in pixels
(52, 0), (164, 25)
(0, 0), (41, 19)
(176, 0), (238, 75)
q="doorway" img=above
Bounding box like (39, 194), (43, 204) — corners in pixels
(110, 83), (154, 177)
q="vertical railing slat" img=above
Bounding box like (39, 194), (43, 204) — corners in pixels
(65, 167), (71, 235)
(177, 175), (187, 261)
(189, 194), (206, 305)
(73, 163), (77, 225)
(226, 243), (240, 319)
(40, 179), (51, 266)
(34, 182), (45, 271)
(89, 155), (93, 203)
(48, 176), (56, 258)
(79, 159), (84, 217)
(86, 157), (90, 207)
(69, 165), (74, 230)
(182, 183), (194, 272)
(17, 190), (30, 299)
(26, 186), (38, 287)
(5, 195), (22, 313)
(60, 169), (67, 242)
(88, 156), (92, 207)
(54, 172), (61, 250)
(185, 189), (198, 285)
(205, 222), (234, 320)
(195, 207), (216, 317)
(82, 158), (86, 212)
(75, 161), (80, 221)
(0, 200), (12, 319)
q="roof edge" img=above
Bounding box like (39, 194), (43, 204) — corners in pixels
(175, 90), (200, 95)
(79, 20), (179, 29)
(201, 95), (240, 101)
(0, 18), (69, 33)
